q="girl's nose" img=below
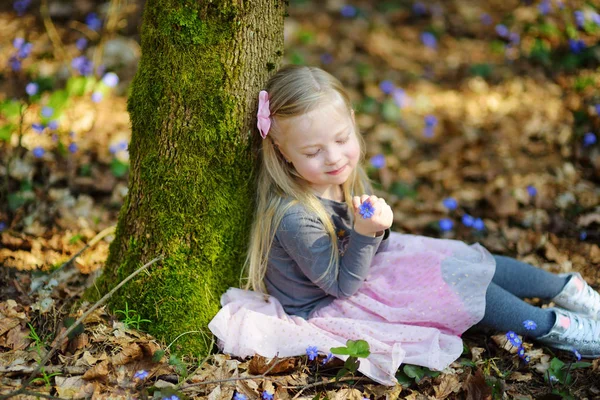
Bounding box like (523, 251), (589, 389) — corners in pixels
(325, 148), (342, 165)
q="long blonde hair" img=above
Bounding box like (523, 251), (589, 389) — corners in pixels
(244, 65), (372, 293)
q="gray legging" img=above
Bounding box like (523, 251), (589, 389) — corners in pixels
(475, 255), (570, 337)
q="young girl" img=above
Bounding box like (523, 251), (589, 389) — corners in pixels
(208, 65), (600, 385)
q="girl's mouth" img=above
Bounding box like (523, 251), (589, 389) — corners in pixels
(326, 165), (346, 175)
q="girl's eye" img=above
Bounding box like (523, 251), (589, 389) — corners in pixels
(337, 136), (349, 144)
(305, 150), (319, 158)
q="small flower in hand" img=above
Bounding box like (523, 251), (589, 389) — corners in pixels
(358, 201), (375, 219)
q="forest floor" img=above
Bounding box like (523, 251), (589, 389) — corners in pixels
(1, 0), (600, 399)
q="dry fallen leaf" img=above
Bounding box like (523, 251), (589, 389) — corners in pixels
(82, 359), (110, 382)
(434, 373), (462, 399)
(248, 355), (297, 375)
(464, 369), (492, 400)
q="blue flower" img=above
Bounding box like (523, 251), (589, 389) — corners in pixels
(72, 56), (94, 76)
(358, 201), (375, 219)
(47, 120), (58, 130)
(424, 115), (437, 127)
(572, 348), (581, 361)
(517, 346), (525, 358)
(580, 231), (587, 241)
(412, 2), (427, 16)
(321, 352), (333, 365)
(262, 391), (274, 400)
(134, 370), (149, 379)
(549, 374), (558, 383)
(423, 126), (434, 138)
(68, 143), (78, 154)
(595, 104), (600, 115)
(392, 88), (406, 109)
(9, 56), (21, 72)
(439, 218), (453, 232)
(102, 72), (119, 88)
(495, 24), (509, 38)
(13, 0), (31, 16)
(17, 42), (32, 59)
(32, 123), (45, 133)
(461, 214), (474, 227)
(32, 146), (45, 158)
(91, 92), (103, 103)
(506, 331), (522, 347)
(76, 37), (88, 51)
(442, 197), (457, 211)
(320, 53), (333, 65)
(118, 140), (128, 151)
(86, 12), (102, 31)
(523, 320), (537, 330)
(592, 12), (600, 26)
(340, 5), (357, 18)
(421, 32), (437, 49)
(473, 218), (485, 231)
(233, 393), (247, 400)
(574, 10), (585, 28)
(370, 154), (385, 169)
(509, 32), (520, 45)
(583, 132), (597, 147)
(26, 82), (38, 96)
(569, 39), (586, 54)
(523, 355), (531, 364)
(41, 106), (54, 118)
(480, 13), (492, 26)
(0, 221), (6, 232)
(526, 185), (537, 197)
(164, 396), (179, 400)
(379, 80), (394, 95)
(538, 0), (551, 15)
(306, 345), (318, 361)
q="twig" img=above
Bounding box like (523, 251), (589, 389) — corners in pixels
(286, 376), (369, 399)
(0, 365), (87, 375)
(0, 256), (163, 400)
(30, 225), (117, 294)
(179, 355), (285, 391)
(21, 390), (67, 400)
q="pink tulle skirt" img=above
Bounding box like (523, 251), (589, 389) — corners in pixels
(208, 233), (496, 385)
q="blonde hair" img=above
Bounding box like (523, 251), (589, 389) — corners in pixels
(244, 65), (372, 293)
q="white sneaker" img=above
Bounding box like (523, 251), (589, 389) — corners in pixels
(551, 272), (600, 320)
(536, 308), (600, 358)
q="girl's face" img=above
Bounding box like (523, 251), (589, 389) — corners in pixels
(275, 95), (361, 201)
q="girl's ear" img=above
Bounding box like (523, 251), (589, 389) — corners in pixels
(274, 141), (291, 163)
(350, 109), (356, 123)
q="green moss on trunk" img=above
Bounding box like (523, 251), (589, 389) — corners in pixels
(88, 0), (285, 355)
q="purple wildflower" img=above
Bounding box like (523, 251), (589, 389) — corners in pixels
(340, 5), (357, 18)
(25, 82), (38, 96)
(0, 222), (6, 232)
(462, 214), (474, 227)
(592, 12), (600, 26)
(572, 348), (582, 361)
(91, 92), (103, 103)
(523, 355), (531, 364)
(17, 42), (32, 59)
(481, 13), (492, 26)
(68, 143), (78, 153)
(392, 88), (407, 108)
(379, 80), (395, 95)
(262, 391), (274, 400)
(413, 2), (427, 16)
(233, 393), (247, 400)
(321, 352), (333, 365)
(517, 346), (525, 358)
(538, 0), (551, 15)
(439, 218), (454, 232)
(595, 104), (600, 115)
(32, 123), (45, 133)
(13, 0), (31, 16)
(421, 32), (437, 49)
(523, 320), (537, 330)
(424, 115), (437, 127)
(495, 24), (509, 38)
(473, 218), (485, 231)
(370, 154), (386, 169)
(306, 345), (318, 361)
(442, 197), (457, 211)
(47, 120), (58, 130)
(9, 56), (21, 72)
(569, 39), (586, 54)
(506, 331), (522, 347)
(583, 132), (597, 147)
(358, 201), (375, 219)
(320, 53), (333, 65)
(13, 37), (25, 50)
(32, 146), (45, 158)
(118, 140), (128, 151)
(85, 12), (102, 31)
(76, 37), (88, 51)
(509, 32), (520, 45)
(580, 231), (587, 241)
(41, 106), (54, 118)
(526, 185), (537, 197)
(133, 370), (149, 379)
(574, 10), (585, 28)
(71, 56), (94, 76)
(102, 72), (119, 88)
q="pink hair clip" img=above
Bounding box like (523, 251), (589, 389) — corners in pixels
(257, 90), (271, 139)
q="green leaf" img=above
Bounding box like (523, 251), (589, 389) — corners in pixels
(335, 368), (349, 382)
(1, 100), (22, 120)
(330, 346), (351, 355)
(395, 368), (414, 386)
(343, 356), (360, 373)
(568, 361), (592, 370)
(381, 98), (400, 122)
(389, 181), (418, 199)
(110, 158), (129, 177)
(403, 364), (425, 382)
(469, 63), (492, 78)
(69, 234), (83, 244)
(349, 339), (370, 358)
(47, 89), (70, 115)
(152, 350), (165, 363)
(0, 124), (15, 141)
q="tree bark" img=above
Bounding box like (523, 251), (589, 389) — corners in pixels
(89, 0), (285, 355)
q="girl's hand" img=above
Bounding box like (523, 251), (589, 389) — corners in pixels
(352, 195), (393, 237)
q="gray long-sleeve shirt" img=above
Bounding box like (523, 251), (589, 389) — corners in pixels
(265, 197), (390, 319)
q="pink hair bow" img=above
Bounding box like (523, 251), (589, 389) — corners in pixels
(257, 90), (271, 139)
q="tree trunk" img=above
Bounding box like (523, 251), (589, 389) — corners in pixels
(89, 0), (285, 355)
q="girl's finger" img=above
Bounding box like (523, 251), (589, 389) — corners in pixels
(360, 194), (370, 204)
(352, 196), (361, 210)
